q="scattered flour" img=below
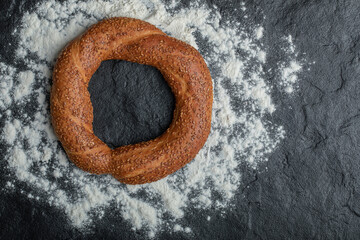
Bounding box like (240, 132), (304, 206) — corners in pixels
(0, 0), (303, 238)
(0, 63), (15, 110)
(255, 26), (264, 40)
(279, 35), (303, 93)
(282, 61), (302, 93)
(3, 121), (17, 145)
(14, 71), (35, 101)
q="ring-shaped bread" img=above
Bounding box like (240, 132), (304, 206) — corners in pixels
(50, 17), (213, 184)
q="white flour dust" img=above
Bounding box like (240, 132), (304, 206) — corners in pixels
(1, 0), (303, 237)
(279, 35), (303, 94)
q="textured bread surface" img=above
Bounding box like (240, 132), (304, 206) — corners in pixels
(50, 17), (213, 184)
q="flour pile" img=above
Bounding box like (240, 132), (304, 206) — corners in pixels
(1, 0), (303, 237)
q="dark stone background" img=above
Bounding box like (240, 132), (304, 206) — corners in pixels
(89, 60), (175, 149)
(1, 0), (360, 239)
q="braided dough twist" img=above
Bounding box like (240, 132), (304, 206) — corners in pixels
(50, 17), (213, 184)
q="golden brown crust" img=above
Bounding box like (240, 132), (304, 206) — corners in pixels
(50, 17), (213, 184)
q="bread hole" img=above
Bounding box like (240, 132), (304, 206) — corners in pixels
(88, 60), (175, 149)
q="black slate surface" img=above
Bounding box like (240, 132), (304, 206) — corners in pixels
(1, 0), (360, 239)
(89, 60), (175, 149)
